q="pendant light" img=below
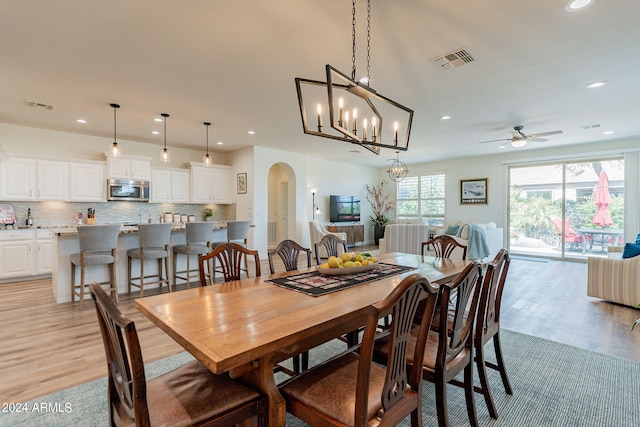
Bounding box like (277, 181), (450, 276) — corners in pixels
(202, 122), (212, 167)
(387, 151), (409, 182)
(160, 113), (170, 163)
(109, 103), (121, 157)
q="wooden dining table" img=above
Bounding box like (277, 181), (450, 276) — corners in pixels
(135, 252), (470, 426)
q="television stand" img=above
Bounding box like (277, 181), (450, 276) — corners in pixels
(326, 224), (364, 248)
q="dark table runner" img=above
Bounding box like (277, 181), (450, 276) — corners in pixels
(265, 262), (416, 296)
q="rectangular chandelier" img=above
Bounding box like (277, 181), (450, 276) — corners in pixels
(295, 65), (414, 154)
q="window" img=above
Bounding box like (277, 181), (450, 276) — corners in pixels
(396, 174), (445, 226)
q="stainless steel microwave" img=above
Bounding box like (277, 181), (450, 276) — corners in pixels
(107, 179), (150, 202)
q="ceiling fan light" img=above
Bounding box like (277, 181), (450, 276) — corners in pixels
(565, 0), (595, 12)
(511, 139), (527, 148)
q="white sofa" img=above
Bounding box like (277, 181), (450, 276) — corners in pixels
(379, 222), (504, 261)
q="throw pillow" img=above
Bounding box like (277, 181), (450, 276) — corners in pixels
(445, 225), (460, 236)
(457, 224), (469, 240)
(622, 243), (640, 259)
(635, 233), (640, 244)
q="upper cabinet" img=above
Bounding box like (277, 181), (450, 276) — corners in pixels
(37, 160), (69, 201)
(69, 161), (106, 202)
(0, 158), (36, 201)
(189, 163), (231, 204)
(150, 168), (190, 203)
(105, 155), (151, 181)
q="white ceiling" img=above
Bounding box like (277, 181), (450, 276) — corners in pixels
(1, 0), (639, 168)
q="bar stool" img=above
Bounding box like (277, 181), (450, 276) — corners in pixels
(127, 223), (172, 297)
(70, 224), (121, 310)
(210, 221), (251, 281)
(172, 222), (213, 288)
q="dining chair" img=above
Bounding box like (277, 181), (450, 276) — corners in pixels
(89, 283), (268, 427)
(279, 273), (440, 427)
(210, 220), (251, 280)
(172, 221), (213, 288)
(422, 234), (467, 260)
(70, 224), (121, 310)
(314, 234), (348, 265)
(198, 242), (261, 285)
(374, 261), (484, 427)
(127, 223), (172, 297)
(268, 239), (312, 374)
(474, 248), (513, 419)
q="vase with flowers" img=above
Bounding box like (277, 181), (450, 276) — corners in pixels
(366, 181), (394, 245)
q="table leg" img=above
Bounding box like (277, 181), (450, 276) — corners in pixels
(241, 354), (286, 427)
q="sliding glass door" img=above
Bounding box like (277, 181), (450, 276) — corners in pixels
(509, 158), (624, 260)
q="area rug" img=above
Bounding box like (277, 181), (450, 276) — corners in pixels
(2, 330), (639, 426)
(265, 262), (416, 296)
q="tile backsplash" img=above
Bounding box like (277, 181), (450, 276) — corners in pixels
(9, 201), (234, 228)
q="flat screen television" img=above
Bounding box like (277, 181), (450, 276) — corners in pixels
(329, 195), (361, 223)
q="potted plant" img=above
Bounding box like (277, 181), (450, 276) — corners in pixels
(365, 182), (394, 245)
(203, 208), (213, 221)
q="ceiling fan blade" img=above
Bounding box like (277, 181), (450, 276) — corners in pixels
(498, 141), (511, 149)
(478, 138), (511, 144)
(527, 130), (563, 138)
(526, 137), (548, 142)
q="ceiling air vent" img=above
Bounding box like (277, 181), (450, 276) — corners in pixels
(25, 101), (54, 110)
(433, 48), (476, 70)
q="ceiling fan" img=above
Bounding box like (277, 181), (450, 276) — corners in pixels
(479, 125), (563, 148)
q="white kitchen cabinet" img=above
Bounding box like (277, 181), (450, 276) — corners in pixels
(69, 162), (105, 202)
(211, 166), (230, 202)
(106, 155), (151, 181)
(35, 229), (53, 274)
(0, 230), (34, 278)
(37, 160), (68, 201)
(0, 158), (36, 201)
(189, 164), (231, 204)
(150, 169), (190, 203)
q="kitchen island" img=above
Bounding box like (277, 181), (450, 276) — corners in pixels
(51, 223), (227, 303)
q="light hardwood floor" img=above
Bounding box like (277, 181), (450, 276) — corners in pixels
(1, 256), (639, 403)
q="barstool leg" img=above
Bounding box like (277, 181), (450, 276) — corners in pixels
(139, 258), (145, 298)
(185, 251), (190, 288)
(71, 263), (76, 303)
(164, 256), (171, 292)
(128, 256), (132, 294)
(172, 251), (178, 289)
(79, 265), (85, 311)
(110, 261), (118, 303)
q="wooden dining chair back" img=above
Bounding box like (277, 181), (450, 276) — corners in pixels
(267, 239), (313, 374)
(199, 242), (261, 285)
(474, 248), (513, 419)
(280, 273), (440, 427)
(268, 239), (312, 274)
(314, 234), (348, 265)
(89, 283), (268, 427)
(422, 234), (467, 260)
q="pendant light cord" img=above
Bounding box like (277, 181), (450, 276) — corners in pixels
(351, 0), (357, 81)
(366, 0), (371, 83)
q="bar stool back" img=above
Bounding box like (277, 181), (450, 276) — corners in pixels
(172, 222), (213, 288)
(210, 220), (251, 281)
(70, 224), (121, 310)
(127, 223), (172, 297)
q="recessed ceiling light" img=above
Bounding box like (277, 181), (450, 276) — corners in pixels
(153, 118), (163, 122)
(586, 80), (607, 89)
(76, 119), (87, 124)
(247, 130), (255, 135)
(151, 131), (160, 135)
(439, 115), (451, 120)
(565, 0), (595, 12)
(216, 141), (224, 145)
(603, 131), (615, 135)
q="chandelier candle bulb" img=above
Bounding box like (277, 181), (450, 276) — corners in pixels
(338, 97), (344, 126)
(352, 108), (358, 135)
(372, 117), (377, 141)
(362, 118), (368, 140)
(316, 104), (323, 130)
(345, 111), (350, 131)
(394, 121), (399, 144)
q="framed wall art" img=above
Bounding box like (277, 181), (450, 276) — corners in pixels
(237, 172), (247, 194)
(460, 178), (488, 204)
